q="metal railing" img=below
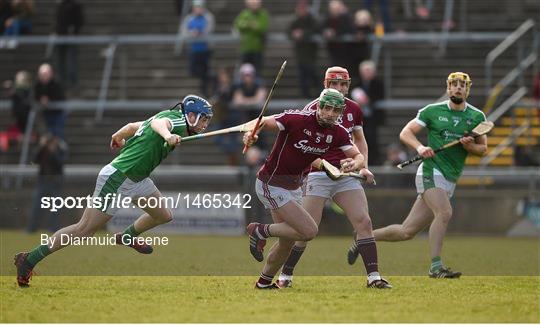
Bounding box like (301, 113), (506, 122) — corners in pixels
(484, 19), (538, 105)
(480, 120), (530, 167)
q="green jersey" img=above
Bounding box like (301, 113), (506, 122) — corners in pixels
(416, 100), (486, 182)
(111, 109), (188, 181)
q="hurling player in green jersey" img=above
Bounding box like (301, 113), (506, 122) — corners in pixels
(14, 95), (213, 287)
(371, 72), (488, 278)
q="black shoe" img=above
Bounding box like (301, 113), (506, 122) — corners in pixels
(429, 267), (462, 278)
(366, 277), (392, 289)
(347, 236), (359, 265)
(247, 223), (266, 262)
(14, 252), (34, 287)
(115, 233), (153, 254)
(255, 282), (280, 289)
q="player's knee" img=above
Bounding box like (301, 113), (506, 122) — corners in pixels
(300, 225), (318, 241)
(352, 215), (372, 233)
(154, 209), (173, 224)
(437, 208), (453, 223)
(401, 229), (416, 241)
(164, 209), (174, 223)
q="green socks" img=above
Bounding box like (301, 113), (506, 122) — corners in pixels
(122, 224), (141, 238)
(430, 256), (443, 272)
(26, 244), (52, 266)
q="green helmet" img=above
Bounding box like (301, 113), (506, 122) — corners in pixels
(318, 88), (345, 109)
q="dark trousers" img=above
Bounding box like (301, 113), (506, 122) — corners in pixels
(55, 45), (79, 89)
(43, 111), (66, 139)
(28, 176), (63, 233)
(189, 50), (211, 96)
(297, 62), (318, 98)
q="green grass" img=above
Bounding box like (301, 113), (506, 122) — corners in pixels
(1, 230), (539, 322)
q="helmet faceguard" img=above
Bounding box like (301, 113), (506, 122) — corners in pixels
(317, 88), (345, 127)
(324, 66), (351, 88)
(181, 94), (213, 128)
(447, 72), (472, 98)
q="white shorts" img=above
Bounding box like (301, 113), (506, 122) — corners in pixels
(255, 178), (302, 210)
(415, 163), (456, 198)
(92, 164), (158, 216)
(303, 172), (363, 199)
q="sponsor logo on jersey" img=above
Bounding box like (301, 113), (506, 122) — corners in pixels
(293, 140), (330, 155)
(441, 129), (464, 141)
(438, 116), (449, 122)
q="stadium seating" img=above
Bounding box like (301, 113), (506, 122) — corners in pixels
(1, 0), (538, 166)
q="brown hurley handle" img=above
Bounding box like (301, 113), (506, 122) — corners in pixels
(242, 60), (287, 154)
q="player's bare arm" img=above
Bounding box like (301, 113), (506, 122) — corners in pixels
(242, 115), (278, 146)
(460, 134), (488, 156)
(400, 119), (435, 158)
(341, 147), (364, 173)
(151, 118), (181, 146)
(110, 121), (144, 149)
(352, 128), (375, 183)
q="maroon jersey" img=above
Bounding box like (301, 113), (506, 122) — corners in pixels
(303, 97), (363, 169)
(258, 110), (353, 190)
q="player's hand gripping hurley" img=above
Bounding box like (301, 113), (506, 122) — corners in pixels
(242, 60), (287, 154)
(396, 121), (494, 169)
(320, 159), (376, 184)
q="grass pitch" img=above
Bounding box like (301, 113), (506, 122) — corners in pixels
(1, 230), (539, 322)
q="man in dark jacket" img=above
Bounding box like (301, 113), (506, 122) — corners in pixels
(54, 0), (84, 90)
(34, 63), (66, 138)
(288, 0), (320, 98)
(27, 134), (68, 233)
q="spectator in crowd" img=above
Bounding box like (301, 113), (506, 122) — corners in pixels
(383, 142), (407, 167)
(181, 0), (214, 96)
(351, 60), (384, 164)
(363, 0), (393, 33)
(54, 0), (84, 92)
(288, 0), (320, 98)
(211, 66), (238, 165)
(0, 0), (13, 34)
(232, 63), (267, 108)
(34, 63), (66, 139)
(233, 0), (269, 74)
(322, 0), (354, 72)
(27, 133), (67, 233)
(0, 70), (32, 151)
(351, 9), (373, 81)
(1, 0), (34, 48)
(9, 70), (32, 133)
(232, 63), (267, 149)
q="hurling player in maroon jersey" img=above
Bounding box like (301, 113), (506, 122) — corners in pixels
(276, 66), (391, 289)
(243, 88), (365, 289)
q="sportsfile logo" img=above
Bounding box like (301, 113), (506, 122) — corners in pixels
(40, 193), (252, 212)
